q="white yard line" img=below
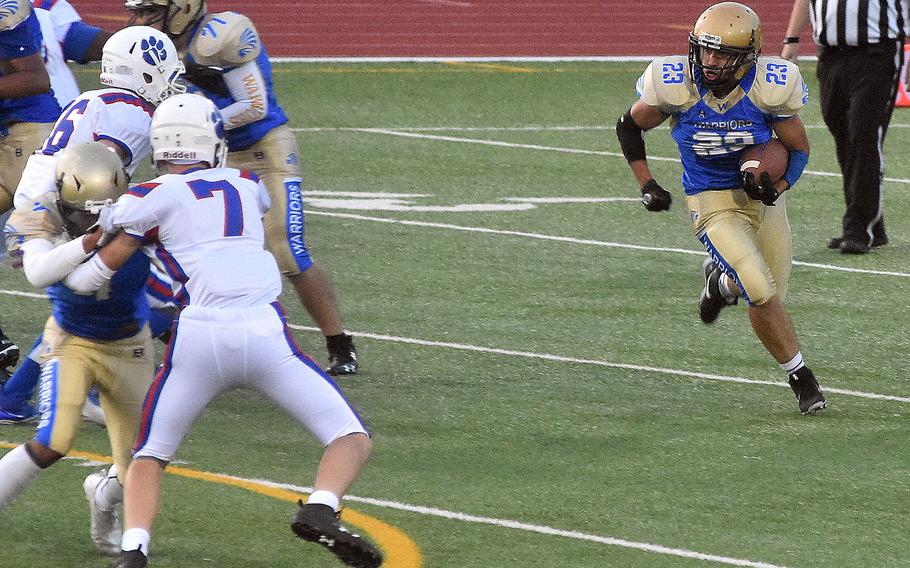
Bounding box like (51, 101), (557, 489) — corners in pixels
(0, 288), (905, 402)
(15, 450), (792, 568)
(292, 127), (910, 184)
(305, 210), (910, 278)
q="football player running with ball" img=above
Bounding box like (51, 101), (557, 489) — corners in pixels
(615, 2), (826, 414)
(64, 94), (380, 568)
(123, 0), (361, 376)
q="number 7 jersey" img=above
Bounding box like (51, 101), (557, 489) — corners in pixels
(635, 56), (808, 195)
(110, 167), (282, 309)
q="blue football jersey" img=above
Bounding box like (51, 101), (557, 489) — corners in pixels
(47, 251), (150, 341)
(182, 12), (288, 152)
(0, 8), (61, 124)
(636, 56), (808, 195)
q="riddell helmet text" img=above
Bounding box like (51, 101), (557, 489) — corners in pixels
(161, 150), (198, 160)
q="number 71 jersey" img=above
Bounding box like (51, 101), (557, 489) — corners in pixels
(635, 56), (808, 195)
(110, 167), (282, 309)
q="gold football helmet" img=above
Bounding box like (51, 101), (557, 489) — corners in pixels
(125, 0), (207, 37)
(688, 2), (762, 89)
(55, 142), (128, 237)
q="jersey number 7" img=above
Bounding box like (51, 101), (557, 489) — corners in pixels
(187, 179), (245, 237)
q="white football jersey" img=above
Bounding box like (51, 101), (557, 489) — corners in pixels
(110, 167), (281, 309)
(13, 88), (155, 209)
(35, 0), (79, 108)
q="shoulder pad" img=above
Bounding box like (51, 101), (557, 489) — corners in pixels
(749, 57), (808, 116)
(636, 56), (699, 114)
(0, 0), (31, 32)
(6, 194), (64, 248)
(190, 12), (261, 66)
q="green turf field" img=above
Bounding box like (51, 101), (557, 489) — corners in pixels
(1, 61), (908, 567)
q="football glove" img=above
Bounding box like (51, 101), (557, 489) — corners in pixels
(183, 63), (230, 98)
(640, 179), (672, 212)
(741, 171), (780, 206)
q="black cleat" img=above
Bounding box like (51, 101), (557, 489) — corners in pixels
(292, 501), (383, 568)
(107, 549), (147, 568)
(788, 368), (828, 415)
(0, 331), (19, 372)
(326, 334), (359, 376)
(698, 257), (737, 324)
(827, 235), (887, 251)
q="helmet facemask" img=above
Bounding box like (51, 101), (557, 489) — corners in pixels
(687, 2), (762, 92)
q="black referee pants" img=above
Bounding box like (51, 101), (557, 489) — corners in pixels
(817, 40), (903, 246)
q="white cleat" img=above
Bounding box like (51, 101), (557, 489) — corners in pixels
(83, 470), (122, 556)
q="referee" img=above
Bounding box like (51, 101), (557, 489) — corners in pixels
(782, 0), (908, 254)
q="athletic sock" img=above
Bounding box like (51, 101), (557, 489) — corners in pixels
(307, 489), (341, 512)
(780, 352), (805, 375)
(94, 465), (123, 510)
(121, 528), (150, 556)
(0, 444), (42, 509)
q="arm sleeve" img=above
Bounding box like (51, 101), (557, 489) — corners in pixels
(21, 236), (90, 288)
(62, 253), (115, 294)
(219, 61), (269, 129)
(62, 21), (103, 64)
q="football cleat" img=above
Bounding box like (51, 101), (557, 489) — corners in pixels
(0, 331), (19, 372)
(698, 257), (737, 324)
(326, 334), (359, 376)
(84, 470), (123, 556)
(788, 368), (828, 415)
(107, 549), (147, 568)
(292, 501), (383, 568)
(0, 402), (37, 424)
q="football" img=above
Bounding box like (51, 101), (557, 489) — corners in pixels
(739, 139), (789, 182)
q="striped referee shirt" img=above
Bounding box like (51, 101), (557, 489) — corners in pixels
(810, 0), (909, 46)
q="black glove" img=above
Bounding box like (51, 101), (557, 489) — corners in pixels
(183, 62), (230, 98)
(640, 179), (672, 212)
(741, 171), (780, 206)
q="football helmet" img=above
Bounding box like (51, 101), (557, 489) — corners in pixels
(100, 26), (186, 105)
(55, 142), (129, 237)
(688, 2), (762, 89)
(124, 0), (207, 37)
(151, 93), (227, 169)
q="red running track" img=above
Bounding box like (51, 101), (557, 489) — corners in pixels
(76, 1), (811, 58)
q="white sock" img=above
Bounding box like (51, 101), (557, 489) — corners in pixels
(121, 528), (150, 555)
(780, 352), (805, 374)
(94, 466), (123, 511)
(307, 490), (340, 511)
(0, 445), (42, 509)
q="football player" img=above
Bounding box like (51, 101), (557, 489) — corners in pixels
(0, 141), (152, 558)
(0, 0), (58, 375)
(124, 0), (361, 376)
(0, 0), (115, 424)
(0, 27), (184, 557)
(64, 93), (380, 568)
(614, 2), (827, 414)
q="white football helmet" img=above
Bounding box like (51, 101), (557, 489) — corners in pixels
(100, 26), (186, 105)
(55, 141), (129, 237)
(151, 93), (227, 169)
(124, 0), (207, 37)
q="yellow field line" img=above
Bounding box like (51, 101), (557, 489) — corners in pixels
(442, 60), (538, 73)
(0, 442), (422, 567)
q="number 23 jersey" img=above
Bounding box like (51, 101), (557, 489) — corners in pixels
(636, 56), (808, 195)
